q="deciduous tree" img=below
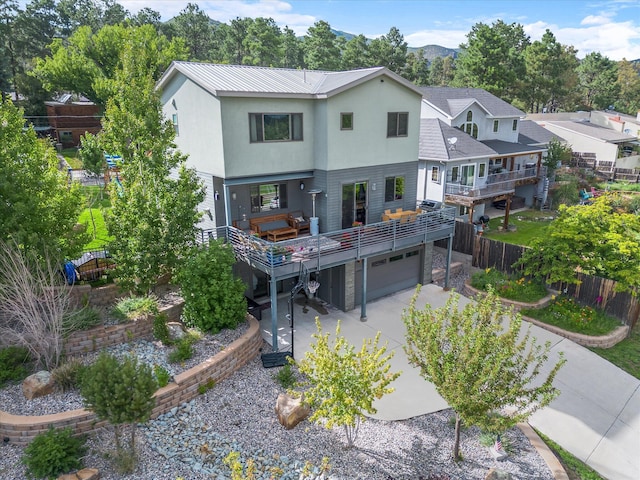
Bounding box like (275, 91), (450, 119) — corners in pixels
(404, 288), (564, 460)
(0, 99), (86, 259)
(516, 195), (640, 293)
(615, 58), (640, 115)
(297, 319), (400, 448)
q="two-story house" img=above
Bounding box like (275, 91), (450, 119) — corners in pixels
(417, 87), (547, 225)
(156, 62), (456, 351)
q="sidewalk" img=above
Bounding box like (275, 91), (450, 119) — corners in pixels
(259, 283), (640, 480)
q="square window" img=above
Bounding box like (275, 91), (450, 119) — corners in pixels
(341, 112), (353, 130)
(387, 112), (408, 137)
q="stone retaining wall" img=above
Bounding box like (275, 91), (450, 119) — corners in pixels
(464, 282), (629, 348)
(0, 315), (262, 445)
(64, 303), (183, 356)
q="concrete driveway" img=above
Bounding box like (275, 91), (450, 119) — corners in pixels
(259, 283), (640, 480)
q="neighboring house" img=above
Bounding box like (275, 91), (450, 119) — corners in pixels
(590, 110), (640, 139)
(45, 94), (102, 147)
(534, 120), (638, 171)
(156, 62), (456, 349)
(417, 87), (547, 224)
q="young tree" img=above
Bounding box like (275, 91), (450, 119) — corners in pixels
(516, 195), (640, 293)
(543, 137), (572, 177)
(176, 240), (247, 334)
(404, 288), (565, 460)
(0, 100), (87, 259)
(297, 319), (400, 448)
(81, 352), (157, 470)
(100, 37), (204, 295)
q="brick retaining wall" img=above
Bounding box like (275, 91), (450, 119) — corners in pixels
(0, 315), (262, 445)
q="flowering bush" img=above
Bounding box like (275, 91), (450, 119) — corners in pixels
(471, 268), (548, 303)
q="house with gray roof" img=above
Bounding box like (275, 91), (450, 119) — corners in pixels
(156, 62), (456, 351)
(418, 87), (549, 224)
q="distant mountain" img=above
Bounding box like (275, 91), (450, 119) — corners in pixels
(409, 45), (459, 61)
(331, 29), (356, 42)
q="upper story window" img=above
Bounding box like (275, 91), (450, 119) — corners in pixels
(385, 176), (405, 201)
(341, 112), (353, 130)
(459, 122), (478, 138)
(512, 119), (518, 131)
(493, 120), (499, 132)
(431, 166), (440, 183)
(478, 163), (486, 177)
(172, 114), (179, 136)
(466, 110), (473, 122)
(249, 113), (303, 142)
(387, 112), (408, 137)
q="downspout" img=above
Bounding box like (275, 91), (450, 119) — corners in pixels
(269, 276), (279, 352)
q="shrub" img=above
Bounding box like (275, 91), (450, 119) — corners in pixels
(52, 358), (87, 392)
(153, 364), (171, 387)
(168, 336), (195, 363)
(0, 345), (32, 387)
(471, 268), (548, 303)
(273, 363), (297, 390)
(63, 306), (102, 332)
(22, 427), (86, 479)
(152, 312), (171, 345)
(111, 295), (158, 323)
(176, 241), (247, 334)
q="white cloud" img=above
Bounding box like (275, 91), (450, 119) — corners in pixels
(581, 14), (612, 26)
(405, 29), (467, 49)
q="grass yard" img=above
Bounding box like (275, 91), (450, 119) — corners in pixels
(590, 326), (640, 380)
(79, 186), (113, 250)
(535, 429), (605, 480)
(61, 147), (83, 169)
(483, 209), (554, 246)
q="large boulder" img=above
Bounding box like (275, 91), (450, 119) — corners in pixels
(167, 322), (187, 342)
(275, 392), (310, 430)
(22, 371), (55, 400)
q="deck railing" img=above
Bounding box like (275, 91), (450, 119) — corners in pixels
(199, 207), (456, 279)
(445, 167), (544, 201)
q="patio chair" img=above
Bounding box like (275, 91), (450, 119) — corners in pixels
(288, 210), (310, 235)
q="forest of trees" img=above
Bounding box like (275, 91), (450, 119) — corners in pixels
(1, 0), (639, 117)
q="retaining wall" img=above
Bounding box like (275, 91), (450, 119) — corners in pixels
(0, 314), (262, 445)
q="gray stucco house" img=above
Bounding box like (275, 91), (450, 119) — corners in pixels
(156, 62), (455, 351)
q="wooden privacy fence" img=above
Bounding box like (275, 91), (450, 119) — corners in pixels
(437, 220), (639, 329)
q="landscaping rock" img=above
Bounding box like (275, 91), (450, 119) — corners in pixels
(167, 322), (187, 342)
(58, 468), (100, 480)
(22, 371), (55, 400)
(275, 392), (310, 430)
(489, 446), (509, 461)
(485, 467), (512, 479)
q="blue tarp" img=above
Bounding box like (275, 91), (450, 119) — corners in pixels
(63, 261), (78, 285)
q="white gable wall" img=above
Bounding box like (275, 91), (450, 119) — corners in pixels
(539, 123), (619, 163)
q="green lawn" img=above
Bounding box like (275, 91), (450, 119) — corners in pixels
(79, 186), (113, 250)
(61, 147), (82, 169)
(535, 429), (605, 480)
(483, 209), (553, 246)
(590, 327), (640, 380)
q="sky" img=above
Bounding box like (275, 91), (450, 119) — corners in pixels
(20, 0), (640, 60)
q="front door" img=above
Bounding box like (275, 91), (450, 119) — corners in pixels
(342, 182), (368, 229)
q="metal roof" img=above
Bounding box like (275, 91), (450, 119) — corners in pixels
(419, 118), (495, 161)
(156, 62), (423, 98)
(539, 120), (637, 143)
(418, 87), (524, 119)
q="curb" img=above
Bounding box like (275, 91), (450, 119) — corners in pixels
(517, 422), (569, 480)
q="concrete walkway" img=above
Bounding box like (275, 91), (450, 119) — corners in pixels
(259, 283), (640, 480)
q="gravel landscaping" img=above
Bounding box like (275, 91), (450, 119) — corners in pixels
(0, 254), (555, 479)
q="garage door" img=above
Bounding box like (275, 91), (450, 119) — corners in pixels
(354, 246), (422, 305)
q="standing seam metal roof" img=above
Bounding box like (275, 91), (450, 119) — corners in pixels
(156, 62), (420, 98)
